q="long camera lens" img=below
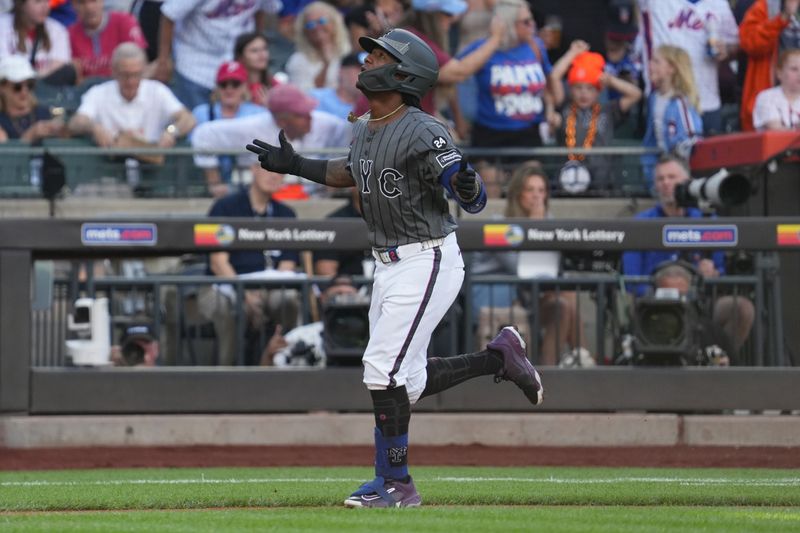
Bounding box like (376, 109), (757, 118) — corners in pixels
(674, 169), (750, 208)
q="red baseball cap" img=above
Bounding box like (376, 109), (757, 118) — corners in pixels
(216, 61), (248, 84)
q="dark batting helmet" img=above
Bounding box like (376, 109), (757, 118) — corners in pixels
(357, 29), (439, 99)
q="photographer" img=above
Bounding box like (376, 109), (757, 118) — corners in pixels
(621, 154), (755, 362)
(262, 275), (365, 367)
(112, 322), (159, 367)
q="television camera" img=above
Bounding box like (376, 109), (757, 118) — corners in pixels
(622, 261), (729, 366)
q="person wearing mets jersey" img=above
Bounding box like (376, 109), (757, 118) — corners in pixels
(247, 28), (544, 509)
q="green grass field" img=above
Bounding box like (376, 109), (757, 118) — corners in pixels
(1, 466), (799, 532)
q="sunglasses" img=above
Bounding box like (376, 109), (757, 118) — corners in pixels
(9, 80), (35, 93)
(218, 80), (243, 89)
(304, 17), (328, 30)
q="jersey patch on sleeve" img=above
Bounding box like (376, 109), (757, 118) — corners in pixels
(435, 149), (461, 168)
(432, 135), (448, 149)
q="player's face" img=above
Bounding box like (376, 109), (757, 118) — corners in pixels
(21, 0), (50, 26)
(518, 174), (548, 218)
(777, 54), (800, 93)
(114, 57), (144, 102)
(654, 161), (689, 205)
(514, 6), (535, 43)
(571, 83), (599, 108)
(241, 36), (269, 73)
(357, 46), (398, 91)
(74, 0), (104, 30)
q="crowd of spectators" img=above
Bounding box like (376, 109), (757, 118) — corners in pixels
(2, 0), (794, 368)
(0, 0), (797, 190)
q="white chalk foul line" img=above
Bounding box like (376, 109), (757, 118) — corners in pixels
(1, 477), (799, 488)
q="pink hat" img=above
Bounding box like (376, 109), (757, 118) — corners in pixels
(266, 83), (318, 116)
(216, 61), (248, 84)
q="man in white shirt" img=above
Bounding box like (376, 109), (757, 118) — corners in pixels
(153, 0), (281, 110)
(68, 42), (195, 148)
(637, 0), (739, 135)
(191, 83), (351, 193)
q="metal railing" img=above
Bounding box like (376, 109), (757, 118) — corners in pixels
(32, 260), (774, 368)
(0, 144), (659, 200)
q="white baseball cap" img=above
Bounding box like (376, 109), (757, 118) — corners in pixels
(0, 55), (36, 83)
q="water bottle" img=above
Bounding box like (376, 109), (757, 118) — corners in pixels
(125, 158), (140, 188)
(29, 156), (42, 188)
(705, 17), (721, 59)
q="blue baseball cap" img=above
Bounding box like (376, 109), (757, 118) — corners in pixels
(411, 0), (467, 16)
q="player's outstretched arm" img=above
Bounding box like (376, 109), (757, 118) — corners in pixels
(246, 130), (355, 188)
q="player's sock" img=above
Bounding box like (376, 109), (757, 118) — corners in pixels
(370, 387), (411, 481)
(419, 350), (504, 398)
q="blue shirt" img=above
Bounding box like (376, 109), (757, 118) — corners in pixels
(309, 88), (353, 121)
(191, 102), (266, 183)
(458, 38), (552, 130)
(206, 187), (299, 275)
(621, 205), (726, 296)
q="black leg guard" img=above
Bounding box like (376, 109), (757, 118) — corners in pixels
(370, 386), (411, 438)
(420, 350), (504, 399)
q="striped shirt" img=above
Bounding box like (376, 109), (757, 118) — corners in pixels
(348, 107), (461, 249)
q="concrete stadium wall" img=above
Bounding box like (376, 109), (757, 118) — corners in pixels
(1, 413), (797, 448)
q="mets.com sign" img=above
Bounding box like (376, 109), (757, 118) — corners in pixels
(80, 223), (157, 246)
(662, 225), (738, 247)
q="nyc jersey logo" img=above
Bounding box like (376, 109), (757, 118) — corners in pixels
(359, 159), (404, 199)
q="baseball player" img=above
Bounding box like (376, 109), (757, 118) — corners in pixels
(246, 28), (543, 509)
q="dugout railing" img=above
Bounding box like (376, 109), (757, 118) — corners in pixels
(1, 217), (800, 415)
(28, 267), (768, 369)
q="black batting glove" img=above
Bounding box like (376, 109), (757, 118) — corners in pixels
(246, 130), (302, 175)
(452, 157), (480, 202)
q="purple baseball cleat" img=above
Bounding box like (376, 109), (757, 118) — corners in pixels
(487, 326), (544, 405)
(344, 476), (422, 508)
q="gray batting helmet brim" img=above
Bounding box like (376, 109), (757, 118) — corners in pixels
(359, 36), (402, 61)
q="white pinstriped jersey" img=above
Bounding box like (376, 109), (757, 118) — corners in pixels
(637, 0), (738, 112)
(161, 0), (280, 89)
(347, 107), (461, 249)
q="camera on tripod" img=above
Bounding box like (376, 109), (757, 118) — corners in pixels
(322, 291), (371, 366)
(626, 261), (722, 366)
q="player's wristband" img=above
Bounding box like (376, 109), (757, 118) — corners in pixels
(293, 156), (328, 185)
(458, 180), (482, 204)
(460, 183), (487, 214)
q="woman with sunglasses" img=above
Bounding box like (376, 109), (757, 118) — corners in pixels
(0, 0), (72, 84)
(285, 1), (351, 91)
(0, 55), (64, 143)
(191, 60), (267, 198)
(234, 32), (285, 108)
(458, 0), (561, 149)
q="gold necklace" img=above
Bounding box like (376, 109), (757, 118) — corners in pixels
(348, 103), (406, 123)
